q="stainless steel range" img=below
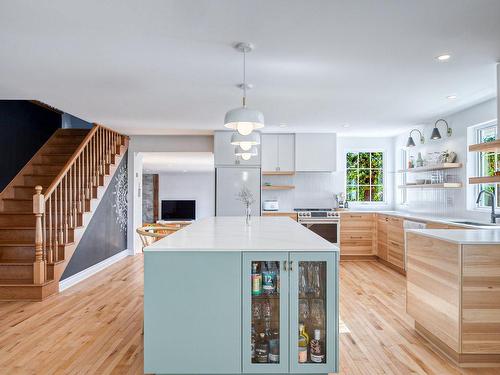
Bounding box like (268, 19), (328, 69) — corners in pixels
(295, 208), (340, 245)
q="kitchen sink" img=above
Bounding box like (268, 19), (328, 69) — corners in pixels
(450, 220), (498, 227)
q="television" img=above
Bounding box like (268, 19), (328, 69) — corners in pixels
(161, 200), (196, 221)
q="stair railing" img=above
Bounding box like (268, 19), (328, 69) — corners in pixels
(33, 124), (126, 284)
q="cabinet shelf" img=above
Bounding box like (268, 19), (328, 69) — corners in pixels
(397, 163), (462, 173)
(262, 171), (295, 176)
(469, 175), (500, 184)
(262, 185), (295, 190)
(469, 139), (500, 153)
(398, 183), (462, 189)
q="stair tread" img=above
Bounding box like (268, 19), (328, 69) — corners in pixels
(0, 260), (33, 265)
(0, 241), (75, 246)
(24, 173), (58, 177)
(0, 279), (55, 286)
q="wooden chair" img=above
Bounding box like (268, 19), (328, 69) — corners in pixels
(136, 225), (177, 251)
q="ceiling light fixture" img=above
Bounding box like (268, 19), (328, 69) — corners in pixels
(447, 95), (457, 100)
(342, 123), (351, 128)
(279, 123), (287, 128)
(224, 42), (264, 136)
(230, 132), (260, 151)
(436, 54), (451, 61)
(406, 129), (425, 148)
(430, 119), (452, 140)
(235, 145), (258, 160)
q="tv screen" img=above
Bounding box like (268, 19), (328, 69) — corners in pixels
(161, 200), (195, 221)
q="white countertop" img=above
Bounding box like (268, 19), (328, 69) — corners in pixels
(145, 216), (338, 252)
(407, 229), (500, 244)
(341, 210), (500, 229)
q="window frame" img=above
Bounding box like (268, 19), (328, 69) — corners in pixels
(470, 120), (498, 210)
(344, 149), (386, 205)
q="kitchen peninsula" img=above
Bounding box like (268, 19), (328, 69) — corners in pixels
(144, 216), (339, 375)
(406, 229), (500, 367)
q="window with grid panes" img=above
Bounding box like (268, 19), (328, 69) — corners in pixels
(346, 152), (384, 202)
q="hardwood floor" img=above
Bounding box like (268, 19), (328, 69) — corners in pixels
(0, 256), (497, 374)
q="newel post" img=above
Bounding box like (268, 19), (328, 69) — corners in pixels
(33, 185), (45, 284)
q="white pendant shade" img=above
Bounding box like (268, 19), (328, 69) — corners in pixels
(234, 145), (258, 160)
(224, 107), (265, 135)
(230, 131), (261, 151)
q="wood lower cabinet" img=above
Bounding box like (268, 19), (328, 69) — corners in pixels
(386, 216), (405, 271)
(340, 213), (376, 257)
(376, 214), (388, 260)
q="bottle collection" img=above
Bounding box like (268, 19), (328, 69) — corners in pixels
(250, 260), (327, 365)
(298, 323), (325, 363)
(251, 261), (280, 364)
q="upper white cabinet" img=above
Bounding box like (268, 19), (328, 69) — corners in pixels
(295, 133), (337, 172)
(261, 134), (295, 172)
(214, 131), (261, 167)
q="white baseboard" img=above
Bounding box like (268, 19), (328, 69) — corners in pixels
(59, 249), (132, 291)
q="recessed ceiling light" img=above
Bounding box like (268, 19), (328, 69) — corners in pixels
(342, 123), (351, 128)
(279, 123), (287, 128)
(447, 95), (457, 100)
(436, 54), (451, 61)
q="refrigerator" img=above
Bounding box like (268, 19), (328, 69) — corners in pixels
(216, 167), (261, 216)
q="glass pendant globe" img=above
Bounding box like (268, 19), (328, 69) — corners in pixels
(241, 153), (252, 160)
(230, 132), (261, 151)
(224, 107), (265, 135)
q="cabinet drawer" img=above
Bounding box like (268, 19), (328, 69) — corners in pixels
(340, 214), (375, 231)
(377, 241), (388, 260)
(341, 231), (373, 241)
(387, 240), (404, 268)
(341, 241), (375, 255)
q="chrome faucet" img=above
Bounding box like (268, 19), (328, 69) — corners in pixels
(476, 190), (500, 224)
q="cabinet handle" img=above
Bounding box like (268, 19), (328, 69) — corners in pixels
(351, 236), (362, 239)
(289, 260), (293, 271)
(283, 260), (287, 271)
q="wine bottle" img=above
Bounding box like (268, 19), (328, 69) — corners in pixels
(262, 262), (275, 294)
(268, 329), (280, 364)
(251, 325), (256, 361)
(255, 333), (269, 363)
(310, 329), (325, 363)
(298, 323), (309, 363)
(251, 262), (262, 296)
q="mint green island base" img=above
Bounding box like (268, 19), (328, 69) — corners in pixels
(144, 217), (339, 375)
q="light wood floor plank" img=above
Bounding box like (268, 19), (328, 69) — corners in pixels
(1, 256), (498, 374)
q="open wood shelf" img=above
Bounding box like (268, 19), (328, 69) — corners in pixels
(469, 140), (500, 153)
(262, 185), (295, 190)
(398, 183), (462, 189)
(397, 163), (462, 173)
(262, 171), (295, 176)
(469, 175), (500, 184)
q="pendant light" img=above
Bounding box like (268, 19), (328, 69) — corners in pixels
(430, 119), (452, 140)
(224, 42), (264, 135)
(235, 145), (258, 160)
(230, 131), (260, 151)
(406, 129), (424, 147)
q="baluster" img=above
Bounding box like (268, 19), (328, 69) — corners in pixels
(59, 184), (63, 245)
(33, 186), (45, 284)
(48, 196), (53, 263)
(54, 189), (58, 262)
(64, 175), (68, 242)
(69, 168), (73, 228)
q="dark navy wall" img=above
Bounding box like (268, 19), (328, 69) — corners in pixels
(0, 100), (61, 191)
(61, 152), (128, 280)
(61, 113), (93, 129)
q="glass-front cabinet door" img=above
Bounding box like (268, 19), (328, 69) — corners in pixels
(289, 252), (338, 374)
(243, 252), (289, 373)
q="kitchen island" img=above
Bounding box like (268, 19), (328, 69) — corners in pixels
(144, 216), (339, 375)
(406, 229), (500, 367)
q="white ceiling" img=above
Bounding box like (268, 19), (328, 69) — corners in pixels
(0, 1), (499, 136)
(142, 152), (214, 173)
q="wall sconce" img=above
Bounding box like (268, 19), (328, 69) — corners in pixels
(430, 119), (452, 140)
(406, 129), (425, 147)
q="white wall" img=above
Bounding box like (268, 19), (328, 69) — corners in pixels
(394, 98), (497, 220)
(127, 135), (213, 253)
(158, 172), (215, 220)
(262, 136), (395, 210)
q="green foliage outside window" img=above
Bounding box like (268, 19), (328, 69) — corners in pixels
(346, 152), (384, 202)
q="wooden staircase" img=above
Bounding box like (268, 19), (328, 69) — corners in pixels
(0, 125), (128, 301)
